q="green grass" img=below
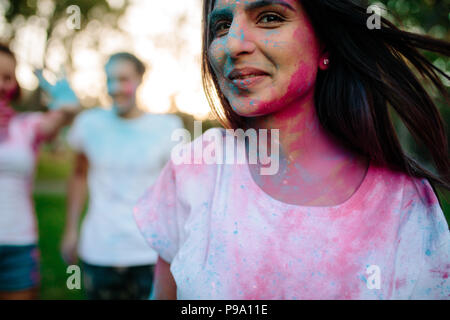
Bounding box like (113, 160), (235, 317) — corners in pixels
(34, 193), (85, 300)
(35, 148), (73, 181)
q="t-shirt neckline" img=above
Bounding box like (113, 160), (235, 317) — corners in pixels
(241, 154), (375, 214)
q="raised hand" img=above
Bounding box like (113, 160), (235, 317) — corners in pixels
(34, 69), (80, 110)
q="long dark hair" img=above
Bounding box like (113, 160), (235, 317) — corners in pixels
(0, 43), (21, 102)
(201, 0), (450, 191)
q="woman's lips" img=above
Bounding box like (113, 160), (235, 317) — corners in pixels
(227, 67), (270, 90)
(230, 75), (268, 90)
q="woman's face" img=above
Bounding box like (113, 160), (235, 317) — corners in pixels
(105, 58), (142, 115)
(0, 52), (18, 105)
(208, 0), (324, 117)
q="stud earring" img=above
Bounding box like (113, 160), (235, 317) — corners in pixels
(323, 58), (330, 65)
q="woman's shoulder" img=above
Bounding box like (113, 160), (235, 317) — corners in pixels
(384, 167), (449, 244)
(370, 163), (439, 205)
(12, 111), (45, 132)
(169, 127), (228, 189)
(171, 127), (225, 169)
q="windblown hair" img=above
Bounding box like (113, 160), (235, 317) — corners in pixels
(201, 0), (450, 190)
(0, 43), (21, 101)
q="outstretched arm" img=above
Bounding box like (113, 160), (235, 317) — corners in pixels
(34, 70), (82, 142)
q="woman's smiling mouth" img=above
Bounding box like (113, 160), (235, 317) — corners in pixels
(227, 67), (270, 90)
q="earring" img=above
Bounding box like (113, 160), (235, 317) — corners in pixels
(323, 58), (330, 66)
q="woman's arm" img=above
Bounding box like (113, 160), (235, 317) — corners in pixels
(150, 256), (177, 300)
(37, 106), (81, 142)
(34, 69), (82, 142)
(61, 152), (88, 265)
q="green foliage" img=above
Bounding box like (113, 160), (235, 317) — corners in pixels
(369, 0), (449, 37)
(4, 0), (125, 26)
(34, 193), (85, 300)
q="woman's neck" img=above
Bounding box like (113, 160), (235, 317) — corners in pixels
(250, 91), (351, 165)
(247, 90), (369, 206)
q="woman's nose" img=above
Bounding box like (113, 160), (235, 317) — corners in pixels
(225, 19), (256, 59)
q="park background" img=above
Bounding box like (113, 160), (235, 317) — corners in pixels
(0, 0), (448, 299)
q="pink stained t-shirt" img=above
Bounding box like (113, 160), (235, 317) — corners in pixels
(134, 128), (450, 300)
(0, 112), (44, 245)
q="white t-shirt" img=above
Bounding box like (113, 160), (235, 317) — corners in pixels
(134, 128), (450, 299)
(0, 113), (44, 245)
(67, 108), (183, 266)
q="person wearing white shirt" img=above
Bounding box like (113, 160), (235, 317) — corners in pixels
(62, 52), (184, 300)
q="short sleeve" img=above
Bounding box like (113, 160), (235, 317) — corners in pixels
(395, 178), (450, 299)
(66, 112), (86, 152)
(411, 238), (450, 299)
(410, 193), (450, 300)
(19, 112), (45, 147)
(133, 159), (189, 264)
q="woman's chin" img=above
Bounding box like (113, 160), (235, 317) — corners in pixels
(230, 99), (278, 119)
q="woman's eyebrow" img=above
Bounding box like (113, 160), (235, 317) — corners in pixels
(209, 8), (232, 25)
(246, 0), (296, 12)
(209, 0), (295, 23)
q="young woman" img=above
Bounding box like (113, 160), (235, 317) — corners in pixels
(61, 52), (183, 300)
(134, 0), (450, 300)
(0, 44), (80, 300)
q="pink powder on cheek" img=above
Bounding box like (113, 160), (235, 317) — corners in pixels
(259, 62), (315, 117)
(257, 21), (321, 114)
(276, 17), (322, 104)
(124, 82), (138, 96)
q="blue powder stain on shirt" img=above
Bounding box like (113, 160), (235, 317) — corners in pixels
(234, 230), (238, 235)
(425, 249), (432, 256)
(360, 275), (367, 284)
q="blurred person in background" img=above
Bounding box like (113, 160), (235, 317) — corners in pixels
(60, 52), (183, 300)
(0, 43), (80, 300)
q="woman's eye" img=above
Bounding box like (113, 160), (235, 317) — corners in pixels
(213, 20), (231, 37)
(258, 13), (285, 24)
